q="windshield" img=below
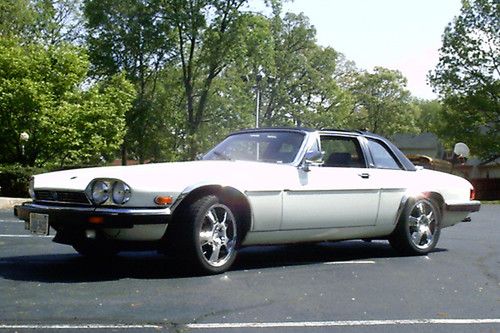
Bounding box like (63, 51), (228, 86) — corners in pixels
(203, 131), (306, 164)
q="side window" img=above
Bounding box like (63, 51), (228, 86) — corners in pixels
(320, 136), (366, 168)
(367, 139), (402, 170)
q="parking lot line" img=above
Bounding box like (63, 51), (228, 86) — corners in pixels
(0, 324), (161, 330)
(0, 319), (499, 330)
(0, 234), (52, 238)
(323, 260), (376, 265)
(187, 318), (500, 329)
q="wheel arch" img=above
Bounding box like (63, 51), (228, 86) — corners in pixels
(393, 191), (445, 226)
(171, 184), (252, 239)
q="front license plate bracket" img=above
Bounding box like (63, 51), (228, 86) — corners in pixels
(29, 213), (49, 235)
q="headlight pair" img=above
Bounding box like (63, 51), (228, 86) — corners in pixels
(90, 179), (131, 205)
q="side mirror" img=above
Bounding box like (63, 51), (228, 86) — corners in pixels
(301, 150), (323, 172)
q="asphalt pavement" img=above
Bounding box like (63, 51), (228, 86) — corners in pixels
(0, 205), (499, 332)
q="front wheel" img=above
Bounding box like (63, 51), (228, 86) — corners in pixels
(179, 195), (240, 274)
(389, 198), (441, 255)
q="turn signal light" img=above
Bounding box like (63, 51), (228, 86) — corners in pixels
(89, 216), (104, 224)
(470, 188), (476, 200)
(155, 196), (173, 206)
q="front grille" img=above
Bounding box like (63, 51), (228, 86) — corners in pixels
(35, 190), (90, 205)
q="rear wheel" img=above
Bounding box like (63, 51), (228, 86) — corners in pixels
(389, 198), (441, 255)
(176, 195), (240, 274)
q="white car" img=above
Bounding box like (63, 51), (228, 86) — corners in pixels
(15, 128), (480, 274)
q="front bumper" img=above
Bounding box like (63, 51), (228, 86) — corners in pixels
(14, 202), (172, 230)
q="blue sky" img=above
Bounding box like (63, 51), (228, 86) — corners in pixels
(279, 0), (463, 99)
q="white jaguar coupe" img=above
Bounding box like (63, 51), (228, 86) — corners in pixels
(15, 128), (480, 274)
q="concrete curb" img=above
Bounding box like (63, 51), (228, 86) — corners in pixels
(0, 197), (30, 210)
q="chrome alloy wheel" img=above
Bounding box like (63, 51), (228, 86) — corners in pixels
(407, 200), (438, 250)
(198, 203), (237, 268)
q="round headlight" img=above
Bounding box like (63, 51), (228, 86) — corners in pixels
(112, 181), (131, 205)
(91, 180), (110, 205)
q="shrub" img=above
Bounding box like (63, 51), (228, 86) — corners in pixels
(0, 165), (46, 198)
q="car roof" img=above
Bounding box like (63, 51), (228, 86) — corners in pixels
(233, 127), (315, 134)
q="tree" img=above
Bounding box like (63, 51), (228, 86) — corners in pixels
(235, 9), (353, 129)
(429, 0), (499, 159)
(0, 38), (135, 167)
(168, 0), (256, 158)
(413, 99), (445, 135)
(32, 0), (84, 45)
(0, 0), (83, 45)
(84, 0), (174, 163)
(349, 67), (419, 136)
(0, 0), (36, 39)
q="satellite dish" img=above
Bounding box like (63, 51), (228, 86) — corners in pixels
(454, 142), (470, 158)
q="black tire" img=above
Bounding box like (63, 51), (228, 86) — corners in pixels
(72, 240), (119, 258)
(389, 197), (441, 255)
(175, 195), (241, 274)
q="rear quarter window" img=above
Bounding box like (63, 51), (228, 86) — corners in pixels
(367, 139), (402, 170)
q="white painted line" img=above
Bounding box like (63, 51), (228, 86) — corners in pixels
(0, 324), (161, 329)
(1, 319), (498, 330)
(0, 220), (23, 223)
(0, 234), (52, 238)
(324, 260), (376, 265)
(187, 319), (500, 329)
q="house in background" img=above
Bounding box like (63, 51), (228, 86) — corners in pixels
(392, 133), (500, 200)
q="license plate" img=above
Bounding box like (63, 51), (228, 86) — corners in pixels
(29, 213), (49, 235)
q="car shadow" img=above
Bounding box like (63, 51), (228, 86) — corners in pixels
(0, 241), (447, 283)
(233, 241), (446, 270)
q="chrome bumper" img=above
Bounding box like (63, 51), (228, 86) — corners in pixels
(445, 200), (481, 213)
(14, 202), (172, 229)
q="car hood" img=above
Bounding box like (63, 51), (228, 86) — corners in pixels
(33, 160), (296, 194)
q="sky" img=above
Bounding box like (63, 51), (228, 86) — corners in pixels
(279, 0), (463, 99)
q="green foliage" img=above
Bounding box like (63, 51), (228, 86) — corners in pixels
(0, 37), (135, 167)
(348, 67), (418, 136)
(0, 0), (36, 39)
(429, 0), (499, 159)
(169, 0), (253, 158)
(232, 11), (354, 131)
(84, 0), (175, 162)
(43, 74), (135, 167)
(4, 0), (473, 167)
(413, 99), (445, 134)
(0, 0), (83, 44)
(0, 164), (46, 197)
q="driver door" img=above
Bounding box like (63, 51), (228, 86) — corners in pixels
(281, 134), (380, 229)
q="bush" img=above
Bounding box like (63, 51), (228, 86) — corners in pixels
(0, 165), (46, 198)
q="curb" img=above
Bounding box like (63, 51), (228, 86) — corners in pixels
(0, 197), (30, 210)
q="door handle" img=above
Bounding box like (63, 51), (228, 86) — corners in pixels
(359, 173), (370, 179)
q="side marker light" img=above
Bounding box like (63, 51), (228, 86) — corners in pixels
(155, 196), (173, 206)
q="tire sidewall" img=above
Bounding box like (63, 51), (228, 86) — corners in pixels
(189, 195), (239, 274)
(402, 197), (441, 254)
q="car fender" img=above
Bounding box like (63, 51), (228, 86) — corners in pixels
(171, 182), (254, 235)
